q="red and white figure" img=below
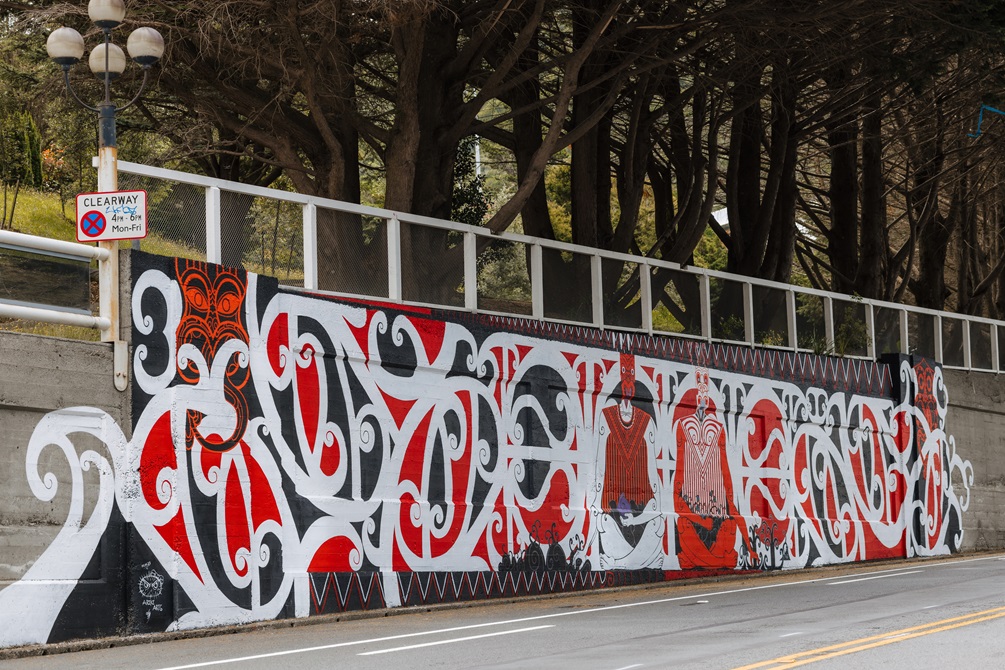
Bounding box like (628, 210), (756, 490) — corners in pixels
(671, 368), (749, 570)
(592, 353), (664, 569)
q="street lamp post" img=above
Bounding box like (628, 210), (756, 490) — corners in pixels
(46, 0), (163, 389)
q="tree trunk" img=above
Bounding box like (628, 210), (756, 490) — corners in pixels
(825, 71), (859, 294)
(911, 97), (949, 310)
(856, 90), (886, 299)
(502, 37), (554, 241)
(570, 0), (614, 250)
(725, 74), (764, 273)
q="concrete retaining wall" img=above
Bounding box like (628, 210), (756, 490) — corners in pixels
(943, 369), (1005, 551)
(0, 250), (988, 648)
(0, 331), (131, 642)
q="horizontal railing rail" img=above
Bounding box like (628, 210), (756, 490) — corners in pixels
(117, 159), (1005, 374)
(0, 229), (109, 262)
(0, 230), (111, 332)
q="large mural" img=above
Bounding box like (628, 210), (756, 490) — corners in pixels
(0, 251), (974, 647)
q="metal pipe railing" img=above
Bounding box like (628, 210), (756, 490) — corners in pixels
(0, 230), (111, 333)
(0, 228), (128, 391)
(115, 160), (1005, 374)
(0, 229), (109, 261)
(0, 303), (110, 331)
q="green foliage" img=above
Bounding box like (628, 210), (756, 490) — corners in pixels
(243, 187), (305, 283)
(0, 319), (100, 342)
(41, 145), (72, 192)
(757, 330), (787, 347)
(652, 302), (686, 334)
(716, 313), (745, 342)
(476, 240), (532, 312)
(0, 111), (43, 188)
(794, 294), (871, 357)
(359, 142), (386, 209)
(545, 158), (572, 242)
(451, 136), (492, 226)
(693, 227), (728, 271)
(833, 319), (870, 357)
(6, 187), (76, 239)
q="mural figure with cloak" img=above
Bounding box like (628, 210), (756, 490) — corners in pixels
(593, 353), (665, 569)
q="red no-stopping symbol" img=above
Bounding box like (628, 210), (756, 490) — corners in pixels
(81, 210), (106, 238)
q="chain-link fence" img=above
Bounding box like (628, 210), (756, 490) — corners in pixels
(117, 172), (207, 260)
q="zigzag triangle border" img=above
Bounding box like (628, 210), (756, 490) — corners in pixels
(306, 568), (675, 614)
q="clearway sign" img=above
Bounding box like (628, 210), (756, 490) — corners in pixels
(76, 190), (148, 242)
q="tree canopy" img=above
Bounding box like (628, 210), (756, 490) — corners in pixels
(7, 0), (1005, 322)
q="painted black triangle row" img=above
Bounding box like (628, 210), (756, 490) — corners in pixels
(308, 572), (386, 615)
(307, 568), (692, 615)
(395, 570), (604, 607)
(395, 570), (610, 607)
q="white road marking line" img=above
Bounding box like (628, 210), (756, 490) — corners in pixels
(612, 664), (643, 670)
(357, 624), (554, 656)
(941, 555), (1005, 566)
(827, 570), (923, 585)
(780, 632), (803, 638)
(154, 554), (1005, 670)
(924, 605), (938, 609)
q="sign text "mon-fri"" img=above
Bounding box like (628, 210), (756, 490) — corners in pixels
(76, 190), (148, 242)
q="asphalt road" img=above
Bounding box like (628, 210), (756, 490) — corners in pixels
(3, 553), (1005, 670)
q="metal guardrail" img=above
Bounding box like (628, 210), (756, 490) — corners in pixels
(117, 160), (1005, 374)
(0, 230), (111, 332)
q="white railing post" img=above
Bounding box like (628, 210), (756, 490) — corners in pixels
(531, 243), (544, 319)
(206, 186), (222, 264)
(992, 324), (1000, 373)
(743, 282), (754, 345)
(96, 146), (128, 391)
(303, 202), (318, 290)
(640, 262), (653, 335)
(786, 290), (798, 350)
(464, 231), (477, 311)
(865, 303), (876, 359)
(591, 254), (603, 328)
(963, 321), (973, 369)
(700, 273), (712, 341)
(934, 315), (944, 363)
(96, 146), (118, 347)
(823, 296), (835, 353)
(387, 215), (401, 301)
(900, 309), (910, 355)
